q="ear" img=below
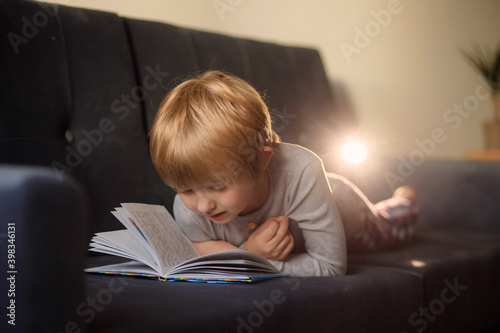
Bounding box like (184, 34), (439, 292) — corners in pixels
(262, 146), (274, 170)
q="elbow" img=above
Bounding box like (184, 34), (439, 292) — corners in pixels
(318, 264), (345, 277)
(322, 258), (347, 277)
(330, 263), (347, 276)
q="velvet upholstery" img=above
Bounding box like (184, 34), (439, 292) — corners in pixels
(0, 166), (89, 332)
(84, 260), (422, 333)
(1, 1), (499, 332)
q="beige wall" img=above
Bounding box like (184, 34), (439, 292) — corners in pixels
(40, 0), (500, 160)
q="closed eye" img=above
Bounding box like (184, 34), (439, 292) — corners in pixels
(209, 185), (227, 192)
(178, 189), (194, 195)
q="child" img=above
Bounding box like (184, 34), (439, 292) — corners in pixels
(149, 71), (418, 277)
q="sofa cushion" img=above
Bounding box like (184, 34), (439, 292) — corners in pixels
(0, 0), (175, 233)
(84, 257), (422, 333)
(349, 228), (500, 333)
(326, 159), (500, 232)
(55, 5), (176, 232)
(123, 18), (339, 157)
(0, 0), (71, 165)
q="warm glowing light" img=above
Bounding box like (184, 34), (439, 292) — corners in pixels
(410, 260), (426, 268)
(341, 141), (367, 164)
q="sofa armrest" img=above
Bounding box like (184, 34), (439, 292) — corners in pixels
(325, 158), (500, 232)
(0, 165), (90, 332)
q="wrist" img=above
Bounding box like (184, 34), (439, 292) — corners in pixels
(194, 240), (238, 255)
(242, 241), (265, 257)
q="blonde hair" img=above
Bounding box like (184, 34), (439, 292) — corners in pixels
(150, 71), (279, 189)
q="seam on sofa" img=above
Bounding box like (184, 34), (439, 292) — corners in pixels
(236, 38), (252, 82)
(121, 18), (150, 140)
(183, 29), (205, 74)
(53, 5), (76, 139)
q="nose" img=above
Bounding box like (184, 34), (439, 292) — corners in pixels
(196, 193), (216, 214)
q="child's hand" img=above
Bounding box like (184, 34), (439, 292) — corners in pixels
(244, 216), (294, 261)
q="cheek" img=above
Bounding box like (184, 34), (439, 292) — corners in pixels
(222, 190), (252, 210)
(179, 195), (197, 212)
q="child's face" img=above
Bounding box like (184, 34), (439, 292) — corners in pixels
(177, 177), (261, 224)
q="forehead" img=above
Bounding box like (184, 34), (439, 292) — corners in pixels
(176, 176), (253, 191)
(176, 180), (226, 191)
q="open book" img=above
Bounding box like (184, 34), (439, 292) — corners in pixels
(85, 203), (288, 283)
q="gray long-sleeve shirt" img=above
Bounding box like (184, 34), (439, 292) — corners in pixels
(173, 143), (347, 277)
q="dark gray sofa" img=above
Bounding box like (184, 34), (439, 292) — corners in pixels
(1, 1), (499, 332)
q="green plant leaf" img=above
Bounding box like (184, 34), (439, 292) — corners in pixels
(461, 43), (500, 93)
(491, 44), (500, 92)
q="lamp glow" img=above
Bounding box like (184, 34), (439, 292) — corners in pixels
(341, 141), (367, 164)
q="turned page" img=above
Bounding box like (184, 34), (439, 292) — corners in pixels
(120, 203), (198, 276)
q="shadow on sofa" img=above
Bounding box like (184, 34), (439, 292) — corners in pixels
(1, 1), (499, 332)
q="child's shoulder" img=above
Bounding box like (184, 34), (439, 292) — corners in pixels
(272, 142), (322, 170)
(274, 142), (321, 160)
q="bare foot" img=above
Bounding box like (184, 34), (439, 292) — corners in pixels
(393, 186), (417, 202)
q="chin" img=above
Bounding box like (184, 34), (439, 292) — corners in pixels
(209, 213), (234, 224)
(211, 219), (233, 225)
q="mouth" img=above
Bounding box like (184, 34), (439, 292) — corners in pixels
(207, 212), (227, 221)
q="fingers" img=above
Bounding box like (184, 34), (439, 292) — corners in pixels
(267, 217), (294, 260)
(259, 216), (287, 241)
(265, 216), (289, 246)
(274, 231), (294, 260)
(260, 220), (279, 242)
(275, 216), (289, 238)
(247, 216), (294, 260)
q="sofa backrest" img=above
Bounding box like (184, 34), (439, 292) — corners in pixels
(1, 0), (340, 233)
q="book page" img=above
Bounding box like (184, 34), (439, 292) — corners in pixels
(121, 203), (198, 275)
(89, 230), (158, 271)
(112, 209), (153, 253)
(167, 249), (280, 276)
(86, 261), (159, 276)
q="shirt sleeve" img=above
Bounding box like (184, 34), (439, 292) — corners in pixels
(277, 159), (347, 277)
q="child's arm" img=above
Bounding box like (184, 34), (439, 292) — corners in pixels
(243, 216), (294, 261)
(266, 158), (347, 277)
(192, 216), (294, 258)
(192, 240), (239, 255)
